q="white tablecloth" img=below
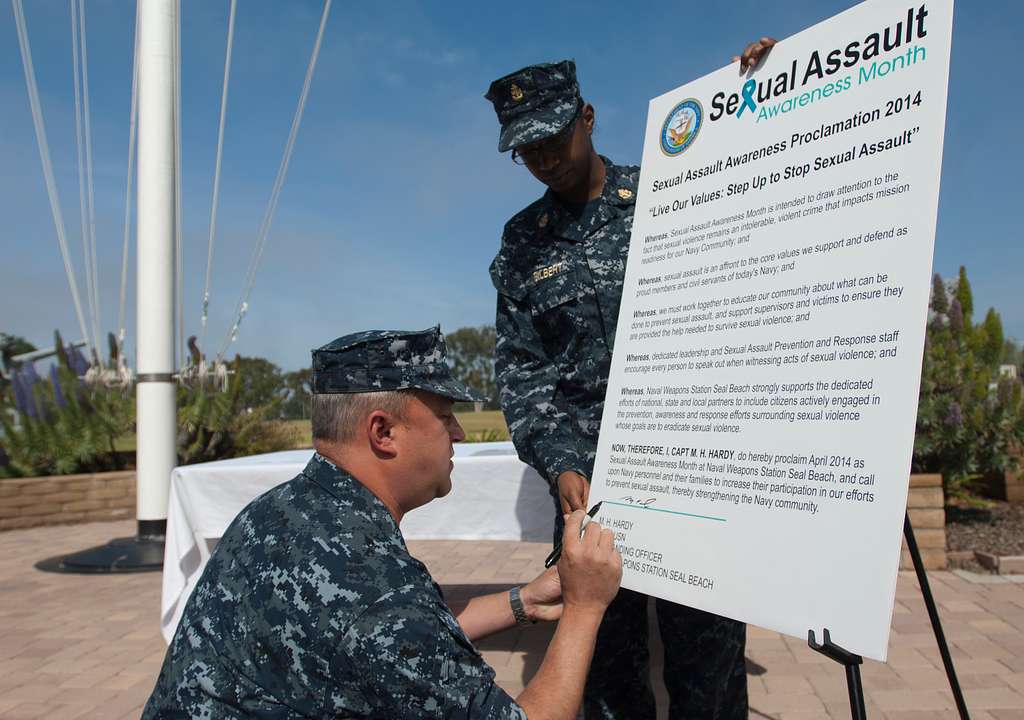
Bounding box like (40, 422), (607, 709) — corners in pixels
(161, 442), (551, 642)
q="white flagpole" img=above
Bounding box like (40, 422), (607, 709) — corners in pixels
(135, 0), (177, 539)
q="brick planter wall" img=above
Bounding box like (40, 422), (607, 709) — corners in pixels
(1007, 469), (1024, 503)
(974, 444), (1023, 502)
(901, 473), (946, 570)
(1001, 444), (1023, 503)
(0, 471), (135, 531)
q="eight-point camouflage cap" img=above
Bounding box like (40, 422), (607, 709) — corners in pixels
(311, 326), (487, 402)
(485, 60), (581, 153)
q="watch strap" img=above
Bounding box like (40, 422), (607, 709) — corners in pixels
(509, 586), (531, 626)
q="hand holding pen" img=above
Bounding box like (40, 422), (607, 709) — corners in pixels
(545, 502), (604, 568)
(546, 505), (622, 617)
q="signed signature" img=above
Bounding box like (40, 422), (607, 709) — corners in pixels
(618, 496), (658, 508)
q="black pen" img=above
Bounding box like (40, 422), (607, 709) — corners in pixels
(544, 501), (604, 568)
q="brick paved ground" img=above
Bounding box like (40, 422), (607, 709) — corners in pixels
(2, 520), (1024, 719)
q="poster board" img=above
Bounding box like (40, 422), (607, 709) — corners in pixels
(588, 0), (954, 660)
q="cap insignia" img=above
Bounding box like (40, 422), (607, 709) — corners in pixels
(510, 83), (524, 102)
(538, 212), (549, 228)
(617, 187), (634, 200)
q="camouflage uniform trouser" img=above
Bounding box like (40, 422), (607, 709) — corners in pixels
(551, 491), (748, 720)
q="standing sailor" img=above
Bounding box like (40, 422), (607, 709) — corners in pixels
(485, 42), (775, 719)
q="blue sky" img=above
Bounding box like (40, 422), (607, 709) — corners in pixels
(1, 1), (1019, 371)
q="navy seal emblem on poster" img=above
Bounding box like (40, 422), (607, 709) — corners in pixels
(660, 99), (702, 157)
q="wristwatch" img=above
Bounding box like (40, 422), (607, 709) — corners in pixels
(509, 586), (532, 626)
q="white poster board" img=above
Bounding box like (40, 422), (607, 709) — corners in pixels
(588, 0), (953, 660)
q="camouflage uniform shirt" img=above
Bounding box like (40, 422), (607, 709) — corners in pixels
(143, 453), (526, 720)
(490, 158), (639, 483)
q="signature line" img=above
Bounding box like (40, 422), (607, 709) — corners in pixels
(602, 500), (727, 522)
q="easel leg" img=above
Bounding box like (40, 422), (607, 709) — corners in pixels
(809, 629), (867, 720)
(904, 511), (970, 719)
(844, 662), (867, 720)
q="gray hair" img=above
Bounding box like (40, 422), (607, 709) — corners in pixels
(311, 390), (411, 444)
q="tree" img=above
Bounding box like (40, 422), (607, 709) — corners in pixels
(930, 273), (948, 315)
(955, 266), (973, 320)
(1002, 338), (1023, 369)
(279, 369), (313, 420)
(234, 356), (285, 411)
(978, 308), (1005, 368)
(0, 333), (36, 372)
(445, 326), (498, 409)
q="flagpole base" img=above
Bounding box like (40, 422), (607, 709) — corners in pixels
(36, 520), (165, 574)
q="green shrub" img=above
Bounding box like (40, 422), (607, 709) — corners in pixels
(177, 356), (293, 465)
(0, 337), (133, 477)
(0, 341), (293, 477)
(913, 269), (1024, 495)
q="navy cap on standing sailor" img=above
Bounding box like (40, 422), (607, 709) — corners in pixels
(485, 41), (775, 720)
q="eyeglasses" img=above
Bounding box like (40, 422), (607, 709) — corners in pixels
(511, 111), (581, 166)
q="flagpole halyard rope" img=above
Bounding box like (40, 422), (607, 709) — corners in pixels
(11, 0), (92, 358)
(217, 0), (332, 362)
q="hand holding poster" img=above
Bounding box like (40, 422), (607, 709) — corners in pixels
(587, 0), (954, 660)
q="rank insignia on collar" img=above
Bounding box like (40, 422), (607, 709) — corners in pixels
(510, 83), (524, 102)
(617, 187), (634, 200)
(538, 212), (549, 228)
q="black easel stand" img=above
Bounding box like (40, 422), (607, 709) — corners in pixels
(808, 514), (971, 719)
(808, 628), (866, 720)
(904, 511), (970, 719)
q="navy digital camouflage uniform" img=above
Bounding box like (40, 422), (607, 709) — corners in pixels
(486, 62), (747, 720)
(143, 328), (524, 720)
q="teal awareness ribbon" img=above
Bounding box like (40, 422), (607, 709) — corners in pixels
(737, 79), (757, 117)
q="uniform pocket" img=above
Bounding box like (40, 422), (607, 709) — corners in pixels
(527, 272), (598, 367)
(528, 277), (585, 316)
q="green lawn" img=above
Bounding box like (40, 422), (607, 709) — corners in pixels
(114, 420), (314, 453)
(113, 434), (138, 453)
(278, 419), (314, 448)
(454, 410), (510, 441)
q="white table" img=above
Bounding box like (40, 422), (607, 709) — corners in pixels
(161, 442), (552, 642)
